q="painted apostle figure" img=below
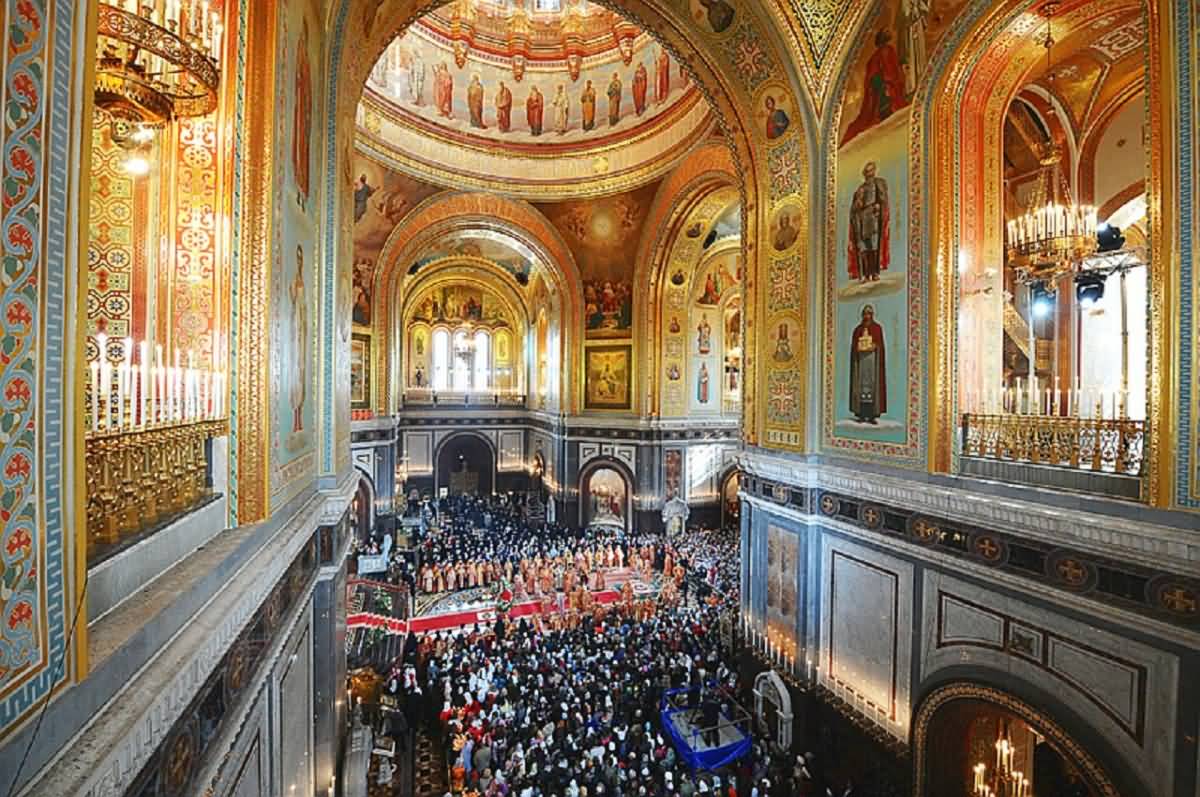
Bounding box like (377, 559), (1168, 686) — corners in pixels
(292, 18), (313, 210)
(633, 62), (649, 116)
(848, 304), (887, 424)
(847, 161), (890, 282)
(607, 73), (622, 126)
(527, 86), (544, 135)
(496, 81), (513, 132)
(581, 80), (597, 130)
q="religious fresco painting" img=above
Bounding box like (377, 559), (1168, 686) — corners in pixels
(365, 7), (694, 148)
(664, 449), (683, 500)
(538, 182), (659, 340)
(351, 154), (442, 325)
(765, 524), (798, 628)
(584, 345), (632, 410)
(830, 45), (910, 444)
(351, 333), (371, 407)
(270, 0), (325, 506)
(410, 283), (512, 328)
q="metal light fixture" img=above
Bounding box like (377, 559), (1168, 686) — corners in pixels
(1004, 2), (1097, 289)
(94, 1), (223, 146)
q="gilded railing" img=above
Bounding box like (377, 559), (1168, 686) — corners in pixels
(961, 414), (1145, 476)
(85, 418), (227, 564)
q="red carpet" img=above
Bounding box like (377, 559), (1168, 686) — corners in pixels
(349, 587), (627, 635)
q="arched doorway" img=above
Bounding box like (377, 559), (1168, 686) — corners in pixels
(434, 432), (496, 497)
(579, 459), (633, 533)
(719, 467), (740, 528)
(912, 683), (1123, 797)
(352, 470), (375, 538)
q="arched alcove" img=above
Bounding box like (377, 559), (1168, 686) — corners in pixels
(434, 432), (497, 497)
(912, 681), (1129, 797)
(578, 457), (634, 532)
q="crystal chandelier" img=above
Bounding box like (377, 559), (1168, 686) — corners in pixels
(1004, 3), (1096, 288)
(970, 723), (1031, 797)
(94, 1), (223, 146)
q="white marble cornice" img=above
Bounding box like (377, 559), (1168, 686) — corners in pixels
(740, 492), (1200, 650)
(23, 492), (333, 797)
(738, 452), (1200, 576)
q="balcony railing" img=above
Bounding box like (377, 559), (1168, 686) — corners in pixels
(402, 389), (526, 407)
(961, 413), (1145, 476)
(86, 419), (227, 565)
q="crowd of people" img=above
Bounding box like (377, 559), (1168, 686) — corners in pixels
(356, 493), (886, 796)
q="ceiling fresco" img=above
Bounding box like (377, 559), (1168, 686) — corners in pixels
(364, 0), (701, 151)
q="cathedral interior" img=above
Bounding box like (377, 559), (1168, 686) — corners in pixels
(0, 0), (1197, 795)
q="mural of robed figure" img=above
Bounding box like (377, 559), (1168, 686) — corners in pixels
(848, 304), (886, 424)
(840, 28), (909, 147)
(847, 161), (890, 282)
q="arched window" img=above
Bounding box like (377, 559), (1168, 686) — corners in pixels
(432, 329), (450, 390)
(473, 330), (491, 390)
(534, 0), (560, 11)
(452, 330), (470, 391)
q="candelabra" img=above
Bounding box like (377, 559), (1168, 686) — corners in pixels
(971, 731), (1030, 797)
(95, 0), (223, 133)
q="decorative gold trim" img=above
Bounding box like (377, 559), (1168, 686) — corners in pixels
(235, 0), (276, 524)
(912, 682), (1122, 797)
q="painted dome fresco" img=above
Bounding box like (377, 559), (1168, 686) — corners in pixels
(356, 0), (713, 197)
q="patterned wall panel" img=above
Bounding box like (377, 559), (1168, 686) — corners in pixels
(170, 117), (222, 366)
(87, 123), (139, 355)
(0, 0), (81, 738)
(921, 572), (1180, 797)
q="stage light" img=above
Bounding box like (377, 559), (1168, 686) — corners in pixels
(1030, 282), (1054, 320)
(1075, 271), (1106, 309)
(1097, 223), (1125, 252)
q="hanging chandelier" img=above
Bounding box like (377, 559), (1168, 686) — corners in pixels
(1004, 2), (1096, 288)
(94, 1), (223, 146)
(970, 722), (1031, 797)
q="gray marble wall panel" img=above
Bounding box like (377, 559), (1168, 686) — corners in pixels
(819, 535), (914, 739)
(920, 571), (1179, 797)
(274, 610), (314, 797)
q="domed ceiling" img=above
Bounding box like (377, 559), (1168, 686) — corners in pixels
(357, 0), (713, 198)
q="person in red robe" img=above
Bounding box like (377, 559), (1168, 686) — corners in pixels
(435, 63), (454, 119)
(840, 29), (909, 147)
(495, 81), (512, 132)
(655, 47), (670, 105)
(526, 85), (544, 135)
(292, 18), (313, 206)
(632, 62), (648, 116)
(848, 304), (887, 423)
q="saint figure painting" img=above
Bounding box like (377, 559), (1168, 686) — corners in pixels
(848, 304), (886, 424)
(847, 161), (890, 282)
(292, 18), (313, 210)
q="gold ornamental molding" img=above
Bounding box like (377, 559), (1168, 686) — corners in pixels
(912, 682), (1122, 797)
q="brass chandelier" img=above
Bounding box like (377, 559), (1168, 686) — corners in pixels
(1004, 2), (1097, 288)
(94, 1), (223, 146)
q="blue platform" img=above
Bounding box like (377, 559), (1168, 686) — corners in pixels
(659, 685), (753, 772)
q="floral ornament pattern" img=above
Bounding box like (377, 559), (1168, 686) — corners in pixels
(722, 23), (773, 93)
(766, 369), (803, 425)
(767, 256), (802, 311)
(1, 0), (53, 707)
(768, 138), (805, 199)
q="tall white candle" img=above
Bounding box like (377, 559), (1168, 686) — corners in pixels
(97, 334), (110, 430)
(90, 361), (100, 432)
(116, 362), (127, 429)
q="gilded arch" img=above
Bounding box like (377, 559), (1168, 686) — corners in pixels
(369, 191), (584, 412)
(918, 0), (1171, 505)
(326, 0), (814, 450)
